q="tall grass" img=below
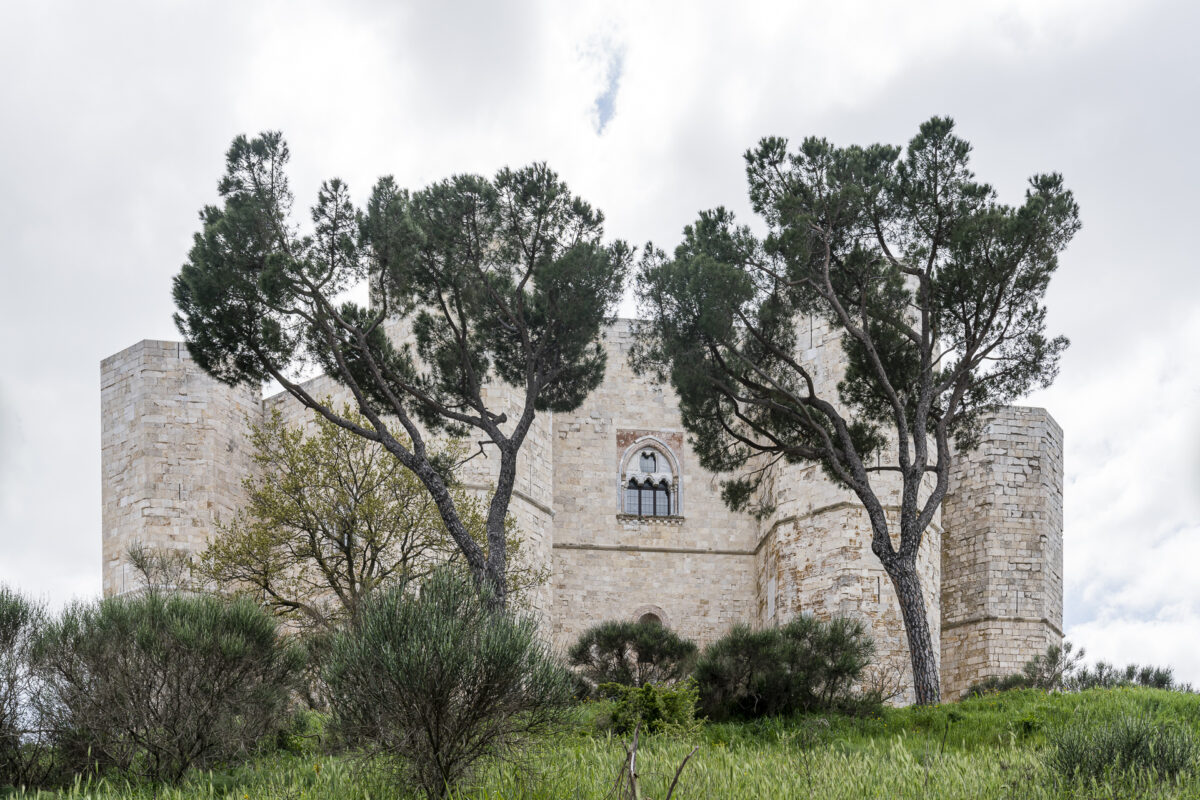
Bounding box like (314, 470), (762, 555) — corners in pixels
(7, 688), (1199, 799)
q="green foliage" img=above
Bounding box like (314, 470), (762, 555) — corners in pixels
(32, 592), (302, 784)
(1071, 661), (1185, 692)
(597, 680), (701, 735)
(693, 616), (875, 721)
(567, 620), (698, 692)
(633, 118), (1080, 704)
(1022, 641), (1086, 690)
(964, 641), (1190, 699)
(964, 672), (1033, 698)
(1046, 714), (1197, 785)
(173, 131), (630, 606)
(194, 405), (545, 629)
(0, 586), (54, 789)
(4, 687), (1200, 798)
(633, 117), (1078, 505)
(324, 569), (573, 798)
(275, 710), (326, 757)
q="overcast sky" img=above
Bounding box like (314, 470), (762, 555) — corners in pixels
(1, 0), (1197, 682)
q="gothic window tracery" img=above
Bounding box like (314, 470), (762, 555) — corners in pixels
(619, 439), (681, 518)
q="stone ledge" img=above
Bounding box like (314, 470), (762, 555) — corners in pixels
(942, 614), (1064, 638)
(553, 541), (754, 556)
(616, 513), (684, 526)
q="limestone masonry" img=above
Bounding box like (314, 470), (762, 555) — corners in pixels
(100, 318), (1063, 702)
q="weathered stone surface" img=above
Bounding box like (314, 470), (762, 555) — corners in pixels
(940, 406), (1064, 699)
(100, 320), (1064, 703)
(100, 340), (259, 596)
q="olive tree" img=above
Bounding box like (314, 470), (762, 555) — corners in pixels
(194, 405), (545, 628)
(633, 118), (1078, 703)
(174, 133), (629, 607)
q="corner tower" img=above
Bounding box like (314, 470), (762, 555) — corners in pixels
(100, 340), (261, 596)
(753, 314), (942, 705)
(939, 406), (1064, 699)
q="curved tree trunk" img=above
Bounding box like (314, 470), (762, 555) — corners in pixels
(886, 560), (940, 705)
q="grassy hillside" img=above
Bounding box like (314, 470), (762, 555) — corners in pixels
(9, 688), (1199, 799)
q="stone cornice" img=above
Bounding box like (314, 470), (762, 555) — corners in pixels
(552, 542), (754, 556)
(457, 484), (555, 517)
(753, 502), (945, 554)
(942, 615), (1064, 638)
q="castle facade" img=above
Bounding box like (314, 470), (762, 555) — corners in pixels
(100, 317), (1063, 702)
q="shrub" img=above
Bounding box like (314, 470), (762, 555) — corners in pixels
(1046, 714), (1197, 784)
(598, 679), (701, 735)
(33, 592), (301, 783)
(276, 709), (327, 757)
(0, 586), (53, 789)
(568, 619), (698, 692)
(324, 569), (573, 799)
(1022, 641), (1085, 689)
(694, 615), (874, 721)
(963, 672), (1032, 699)
(1070, 661), (1184, 692)
(963, 642), (1191, 699)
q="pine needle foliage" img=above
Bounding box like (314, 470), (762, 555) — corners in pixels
(568, 620), (698, 691)
(633, 117), (1079, 703)
(694, 615), (875, 721)
(173, 133), (630, 607)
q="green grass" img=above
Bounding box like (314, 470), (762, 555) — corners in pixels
(7, 688), (1200, 799)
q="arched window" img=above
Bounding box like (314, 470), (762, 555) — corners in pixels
(619, 437), (680, 518)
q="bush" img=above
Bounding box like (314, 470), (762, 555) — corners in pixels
(963, 672), (1032, 699)
(963, 642), (1190, 699)
(276, 709), (327, 757)
(1071, 661), (1184, 692)
(568, 619), (697, 693)
(1046, 714), (1197, 784)
(324, 569), (573, 799)
(1022, 641), (1085, 689)
(33, 592), (301, 783)
(0, 586), (53, 789)
(598, 679), (701, 735)
(694, 615), (874, 721)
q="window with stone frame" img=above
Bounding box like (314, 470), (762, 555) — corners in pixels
(619, 440), (680, 518)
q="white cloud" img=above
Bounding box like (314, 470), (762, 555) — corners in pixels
(0, 0), (1197, 686)
(1069, 618), (1200, 688)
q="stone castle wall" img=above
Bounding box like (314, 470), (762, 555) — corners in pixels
(549, 320), (758, 650)
(99, 322), (1064, 703)
(940, 406), (1064, 699)
(752, 314), (942, 704)
(100, 340), (261, 596)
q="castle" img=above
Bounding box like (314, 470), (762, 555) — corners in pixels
(100, 314), (1063, 702)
